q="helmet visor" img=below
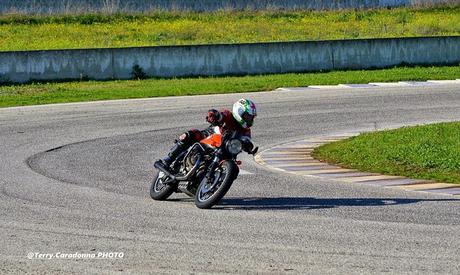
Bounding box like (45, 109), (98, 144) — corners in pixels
(242, 112), (255, 127)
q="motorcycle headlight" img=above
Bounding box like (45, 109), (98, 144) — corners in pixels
(227, 139), (243, 155)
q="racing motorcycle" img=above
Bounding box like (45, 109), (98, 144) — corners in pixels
(150, 127), (258, 209)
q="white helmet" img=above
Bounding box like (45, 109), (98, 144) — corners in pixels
(232, 98), (257, 129)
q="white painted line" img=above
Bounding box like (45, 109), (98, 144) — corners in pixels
(279, 87), (312, 92)
(326, 133), (360, 138)
(239, 169), (253, 175)
(427, 80), (460, 84)
(369, 82), (411, 87)
(277, 79), (460, 92)
(275, 88), (291, 91)
(276, 87), (320, 92)
(339, 84), (377, 88)
(308, 85), (348, 89)
(399, 81), (438, 86)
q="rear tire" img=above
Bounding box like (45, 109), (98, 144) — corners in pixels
(150, 169), (176, 200)
(194, 161), (238, 209)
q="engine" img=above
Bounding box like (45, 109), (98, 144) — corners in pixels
(184, 146), (201, 172)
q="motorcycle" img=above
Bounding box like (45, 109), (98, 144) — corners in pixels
(150, 127), (258, 209)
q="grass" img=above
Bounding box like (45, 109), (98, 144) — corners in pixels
(312, 122), (460, 184)
(0, 64), (459, 108)
(0, 6), (459, 51)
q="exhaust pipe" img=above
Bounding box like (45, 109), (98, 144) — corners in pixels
(154, 162), (176, 181)
(176, 157), (201, 181)
(154, 155), (202, 182)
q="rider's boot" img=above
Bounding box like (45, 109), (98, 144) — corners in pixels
(155, 141), (186, 172)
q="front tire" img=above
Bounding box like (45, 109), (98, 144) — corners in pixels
(194, 161), (238, 209)
(150, 169), (176, 200)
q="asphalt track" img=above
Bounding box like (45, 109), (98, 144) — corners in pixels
(1, 84), (460, 274)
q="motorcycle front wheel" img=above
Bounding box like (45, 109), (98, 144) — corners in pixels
(194, 160), (238, 209)
(150, 169), (177, 200)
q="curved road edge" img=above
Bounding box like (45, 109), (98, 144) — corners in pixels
(255, 132), (460, 197)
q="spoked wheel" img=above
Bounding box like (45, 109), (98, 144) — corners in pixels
(150, 169), (177, 200)
(194, 161), (238, 209)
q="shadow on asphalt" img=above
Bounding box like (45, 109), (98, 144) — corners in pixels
(211, 197), (458, 210)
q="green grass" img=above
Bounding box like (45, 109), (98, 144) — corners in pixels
(0, 6), (459, 51)
(312, 122), (460, 184)
(1, 65), (459, 108)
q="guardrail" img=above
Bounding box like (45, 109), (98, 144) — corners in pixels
(1, 36), (459, 83)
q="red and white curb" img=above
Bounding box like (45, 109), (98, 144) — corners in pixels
(255, 133), (460, 197)
(275, 79), (460, 91)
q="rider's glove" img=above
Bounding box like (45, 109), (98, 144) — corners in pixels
(206, 109), (222, 126)
(243, 141), (258, 155)
(244, 141), (254, 152)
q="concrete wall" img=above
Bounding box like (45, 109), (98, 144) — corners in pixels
(1, 36), (459, 83)
(0, 0), (457, 14)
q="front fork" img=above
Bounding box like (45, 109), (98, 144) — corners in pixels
(205, 150), (222, 183)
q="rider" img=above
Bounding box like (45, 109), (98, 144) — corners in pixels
(155, 98), (257, 171)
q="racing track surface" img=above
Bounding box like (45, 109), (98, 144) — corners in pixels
(1, 84), (460, 273)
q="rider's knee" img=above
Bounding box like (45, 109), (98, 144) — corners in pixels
(179, 129), (203, 144)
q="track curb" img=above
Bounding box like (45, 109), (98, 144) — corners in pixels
(255, 133), (460, 197)
(275, 79), (460, 91)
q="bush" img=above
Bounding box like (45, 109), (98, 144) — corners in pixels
(131, 64), (147, 80)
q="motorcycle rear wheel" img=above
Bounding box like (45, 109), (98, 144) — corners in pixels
(150, 169), (176, 200)
(194, 160), (238, 209)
